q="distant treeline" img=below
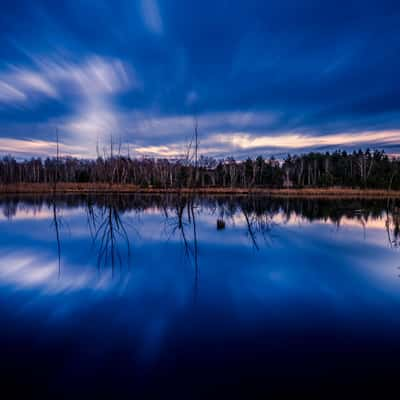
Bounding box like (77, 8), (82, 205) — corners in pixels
(0, 149), (399, 189)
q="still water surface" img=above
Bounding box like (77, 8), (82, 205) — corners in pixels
(1, 194), (400, 396)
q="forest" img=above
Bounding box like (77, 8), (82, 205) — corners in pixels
(0, 149), (399, 190)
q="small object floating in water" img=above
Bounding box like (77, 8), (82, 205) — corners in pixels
(217, 219), (226, 230)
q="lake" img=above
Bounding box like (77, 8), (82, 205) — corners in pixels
(1, 194), (400, 397)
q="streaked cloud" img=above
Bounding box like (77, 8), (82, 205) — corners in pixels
(0, 55), (139, 148)
(0, 81), (27, 103)
(36, 56), (134, 96)
(13, 69), (58, 98)
(0, 55), (136, 105)
(0, 137), (90, 158)
(211, 130), (400, 151)
(0, 67), (57, 106)
(140, 0), (163, 35)
(128, 130), (400, 159)
(134, 145), (185, 158)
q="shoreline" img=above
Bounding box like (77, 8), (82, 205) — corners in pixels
(0, 183), (400, 198)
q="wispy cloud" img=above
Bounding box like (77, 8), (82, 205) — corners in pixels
(44, 56), (139, 143)
(0, 81), (26, 103)
(0, 55), (136, 105)
(35, 56), (134, 96)
(60, 112), (400, 159)
(125, 128), (400, 159)
(13, 68), (58, 98)
(211, 130), (400, 151)
(0, 55), (140, 148)
(0, 67), (57, 105)
(140, 0), (163, 35)
(2, 106), (399, 159)
(0, 137), (90, 158)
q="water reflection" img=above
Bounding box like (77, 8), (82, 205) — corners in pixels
(385, 199), (400, 247)
(86, 195), (132, 274)
(1, 195), (400, 395)
(1, 194), (400, 287)
(52, 198), (62, 278)
(2, 195), (400, 243)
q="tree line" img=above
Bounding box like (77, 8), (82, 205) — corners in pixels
(0, 149), (399, 189)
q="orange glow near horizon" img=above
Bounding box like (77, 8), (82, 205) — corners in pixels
(212, 130), (400, 150)
(0, 129), (400, 159)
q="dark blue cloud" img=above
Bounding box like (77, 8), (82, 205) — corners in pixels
(0, 0), (400, 157)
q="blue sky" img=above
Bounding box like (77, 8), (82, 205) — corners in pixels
(0, 0), (400, 159)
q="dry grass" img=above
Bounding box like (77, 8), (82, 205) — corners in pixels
(0, 183), (140, 194)
(1, 183), (400, 198)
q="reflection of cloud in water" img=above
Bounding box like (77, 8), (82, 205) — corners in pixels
(0, 196), (400, 299)
(2, 196), (400, 369)
(0, 252), (115, 293)
(0, 206), (83, 221)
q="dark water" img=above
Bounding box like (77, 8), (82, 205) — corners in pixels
(1, 194), (400, 397)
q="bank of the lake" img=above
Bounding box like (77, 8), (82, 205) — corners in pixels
(1, 182), (400, 198)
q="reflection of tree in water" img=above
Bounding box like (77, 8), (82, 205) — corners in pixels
(164, 195), (199, 301)
(2, 198), (17, 220)
(52, 199), (62, 278)
(190, 200), (199, 301)
(5, 194), (400, 278)
(385, 199), (400, 248)
(86, 195), (132, 275)
(240, 197), (277, 250)
(242, 209), (277, 250)
(1, 194), (397, 225)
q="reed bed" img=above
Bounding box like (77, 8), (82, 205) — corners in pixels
(1, 183), (400, 198)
